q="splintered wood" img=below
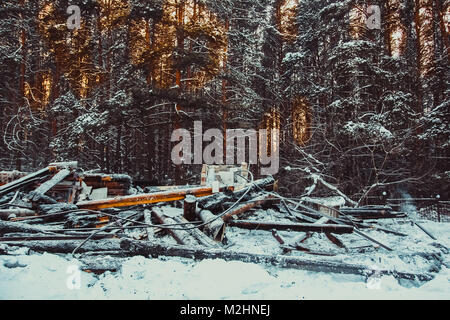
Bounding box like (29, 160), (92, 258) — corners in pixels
(0, 161), (435, 281)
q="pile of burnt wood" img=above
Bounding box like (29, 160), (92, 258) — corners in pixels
(0, 162), (439, 281)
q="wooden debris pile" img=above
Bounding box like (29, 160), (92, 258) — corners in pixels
(0, 162), (444, 282)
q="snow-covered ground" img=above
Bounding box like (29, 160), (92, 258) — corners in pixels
(1, 214), (449, 300)
(0, 249), (449, 300)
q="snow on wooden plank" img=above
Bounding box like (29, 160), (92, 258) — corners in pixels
(27, 168), (72, 202)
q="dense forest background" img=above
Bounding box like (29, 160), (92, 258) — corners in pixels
(0, 0), (448, 203)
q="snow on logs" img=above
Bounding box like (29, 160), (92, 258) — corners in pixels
(119, 238), (434, 282)
(226, 220), (354, 234)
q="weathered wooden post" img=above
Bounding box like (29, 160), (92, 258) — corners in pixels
(183, 195), (197, 221)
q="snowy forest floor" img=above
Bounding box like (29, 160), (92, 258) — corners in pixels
(0, 210), (449, 300)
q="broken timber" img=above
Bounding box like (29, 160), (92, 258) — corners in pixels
(286, 200), (393, 251)
(0, 220), (57, 235)
(0, 208), (35, 221)
(197, 176), (275, 212)
(340, 207), (407, 219)
(151, 207), (198, 245)
(77, 185), (234, 210)
(0, 167), (51, 197)
(226, 220), (353, 234)
(0, 234), (115, 242)
(2, 239), (121, 254)
(221, 194), (273, 221)
(27, 168), (72, 202)
(183, 195), (197, 221)
(170, 214), (218, 247)
(196, 209), (226, 242)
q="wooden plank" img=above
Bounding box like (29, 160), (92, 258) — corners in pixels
(77, 185), (234, 210)
(271, 229), (285, 244)
(27, 168), (72, 202)
(279, 244), (337, 256)
(0, 167), (50, 197)
(325, 233), (347, 250)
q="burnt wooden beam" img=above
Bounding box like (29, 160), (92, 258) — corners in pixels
(288, 200), (393, 251)
(413, 221), (437, 240)
(226, 220), (353, 234)
(77, 185), (234, 210)
(0, 208), (36, 221)
(340, 208), (406, 219)
(183, 195), (197, 221)
(0, 220), (57, 235)
(196, 209), (226, 242)
(0, 167), (51, 197)
(325, 233), (347, 250)
(0, 234), (115, 242)
(3, 239), (121, 254)
(151, 207), (199, 245)
(27, 168), (72, 202)
(197, 176), (275, 212)
(171, 215), (218, 247)
(280, 244), (338, 256)
(222, 194), (273, 221)
(271, 229), (285, 245)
